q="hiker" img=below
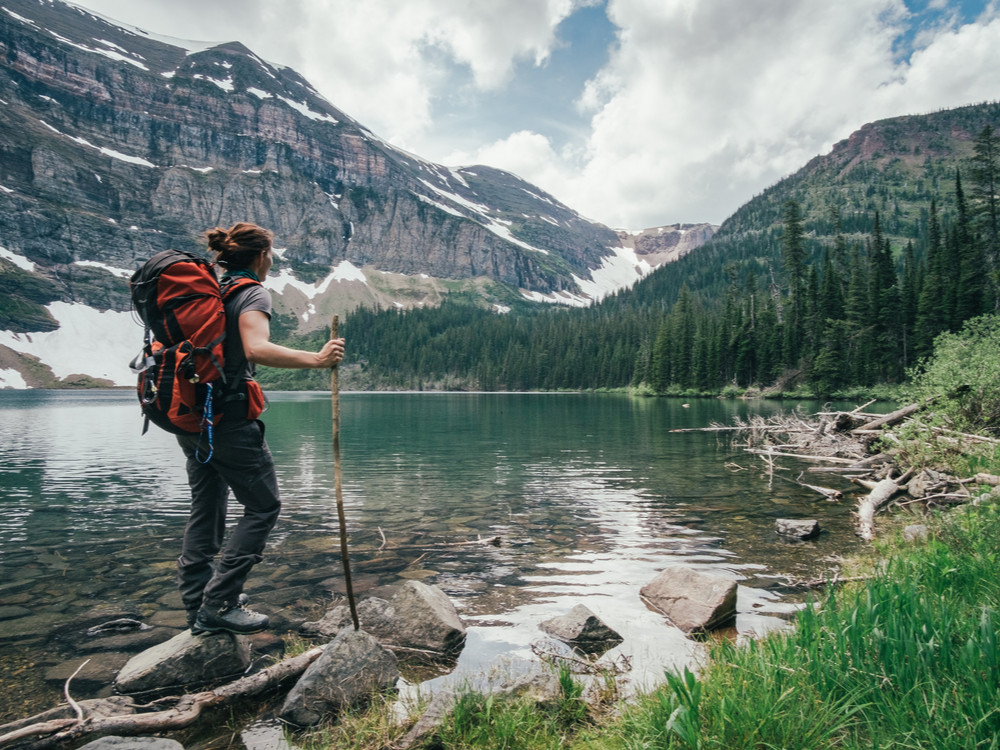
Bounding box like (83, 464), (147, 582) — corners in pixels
(179, 222), (344, 635)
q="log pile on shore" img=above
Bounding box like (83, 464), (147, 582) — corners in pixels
(688, 400), (1000, 541)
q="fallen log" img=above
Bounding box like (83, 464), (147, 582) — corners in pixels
(850, 403), (922, 433)
(851, 470), (913, 541)
(796, 480), (843, 502)
(0, 646), (326, 749)
(746, 449), (861, 464)
(970, 473), (1000, 486)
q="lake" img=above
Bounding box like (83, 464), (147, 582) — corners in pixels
(0, 390), (875, 734)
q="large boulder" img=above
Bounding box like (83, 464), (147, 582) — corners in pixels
(302, 581), (466, 654)
(640, 566), (738, 634)
(279, 628), (399, 727)
(114, 630), (251, 695)
(539, 604), (623, 654)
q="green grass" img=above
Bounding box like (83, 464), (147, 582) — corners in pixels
(591, 500), (1000, 750)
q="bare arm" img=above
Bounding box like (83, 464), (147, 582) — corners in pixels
(239, 310), (344, 369)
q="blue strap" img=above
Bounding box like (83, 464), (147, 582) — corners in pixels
(195, 382), (215, 463)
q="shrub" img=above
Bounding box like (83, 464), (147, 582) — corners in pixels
(906, 313), (1000, 436)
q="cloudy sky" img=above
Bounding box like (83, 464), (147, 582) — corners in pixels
(67, 0), (1000, 231)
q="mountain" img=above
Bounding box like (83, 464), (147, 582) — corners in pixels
(615, 101), (1000, 315)
(329, 101), (999, 393)
(0, 0), (716, 388)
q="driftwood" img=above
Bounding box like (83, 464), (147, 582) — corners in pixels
(851, 470), (913, 541)
(0, 646), (326, 749)
(680, 399), (998, 542)
(850, 402), (923, 433)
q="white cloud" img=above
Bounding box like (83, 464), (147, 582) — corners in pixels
(64, 0), (1000, 230)
(462, 0), (1000, 228)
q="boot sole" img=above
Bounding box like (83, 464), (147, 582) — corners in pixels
(191, 622), (268, 635)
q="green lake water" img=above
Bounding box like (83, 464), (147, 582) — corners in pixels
(0, 390), (878, 736)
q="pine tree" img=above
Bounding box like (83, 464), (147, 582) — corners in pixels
(953, 170), (987, 325)
(780, 200), (807, 365)
(969, 124), (1000, 280)
(915, 199), (948, 360)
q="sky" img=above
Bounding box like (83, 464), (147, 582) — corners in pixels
(64, 0), (1000, 231)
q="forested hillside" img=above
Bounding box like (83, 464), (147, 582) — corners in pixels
(260, 103), (1000, 395)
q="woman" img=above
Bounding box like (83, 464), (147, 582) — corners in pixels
(177, 222), (344, 635)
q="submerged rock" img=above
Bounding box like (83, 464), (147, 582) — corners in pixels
(640, 566), (738, 634)
(539, 604), (623, 654)
(279, 628), (399, 727)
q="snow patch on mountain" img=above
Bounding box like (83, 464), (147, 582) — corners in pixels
(0, 367), (27, 389)
(265, 260), (368, 299)
(73, 260), (132, 278)
(277, 96), (338, 124)
(0, 302), (138, 386)
(0, 245), (36, 272)
(573, 247), (653, 301)
(40, 120), (156, 167)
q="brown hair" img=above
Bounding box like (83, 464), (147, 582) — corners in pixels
(205, 222), (273, 270)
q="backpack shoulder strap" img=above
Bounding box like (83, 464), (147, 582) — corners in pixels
(219, 275), (262, 302)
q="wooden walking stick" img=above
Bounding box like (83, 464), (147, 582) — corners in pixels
(331, 314), (360, 631)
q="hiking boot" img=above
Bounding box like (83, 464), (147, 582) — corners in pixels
(191, 597), (267, 635)
(187, 593), (250, 630)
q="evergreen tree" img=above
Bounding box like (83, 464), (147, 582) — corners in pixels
(952, 170), (987, 325)
(780, 200), (807, 365)
(915, 199), (948, 359)
(969, 124), (1000, 280)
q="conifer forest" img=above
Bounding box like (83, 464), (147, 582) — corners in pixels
(264, 116), (1000, 397)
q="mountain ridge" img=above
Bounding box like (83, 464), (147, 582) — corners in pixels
(0, 0), (715, 388)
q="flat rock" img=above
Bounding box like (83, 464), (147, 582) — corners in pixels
(77, 738), (184, 750)
(45, 653), (131, 691)
(114, 630), (251, 695)
(279, 628), (399, 727)
(0, 605), (32, 620)
(539, 604), (623, 653)
(775, 518), (820, 540)
(77, 627), (182, 654)
(640, 566), (738, 634)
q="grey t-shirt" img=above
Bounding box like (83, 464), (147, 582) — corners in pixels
(221, 280), (271, 384)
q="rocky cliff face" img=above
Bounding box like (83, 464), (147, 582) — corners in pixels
(0, 0), (715, 387)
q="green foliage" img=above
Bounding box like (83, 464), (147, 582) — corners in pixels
(436, 683), (588, 750)
(906, 313), (1000, 436)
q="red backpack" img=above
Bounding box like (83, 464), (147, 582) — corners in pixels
(129, 249), (264, 459)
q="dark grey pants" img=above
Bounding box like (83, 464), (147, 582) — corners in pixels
(175, 419), (280, 611)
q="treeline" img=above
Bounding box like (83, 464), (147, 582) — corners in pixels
(641, 123), (999, 394)
(267, 124), (999, 395)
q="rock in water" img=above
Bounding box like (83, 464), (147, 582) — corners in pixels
(280, 628), (399, 727)
(539, 604), (623, 653)
(775, 518), (821, 539)
(114, 630), (251, 695)
(640, 566), (738, 634)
